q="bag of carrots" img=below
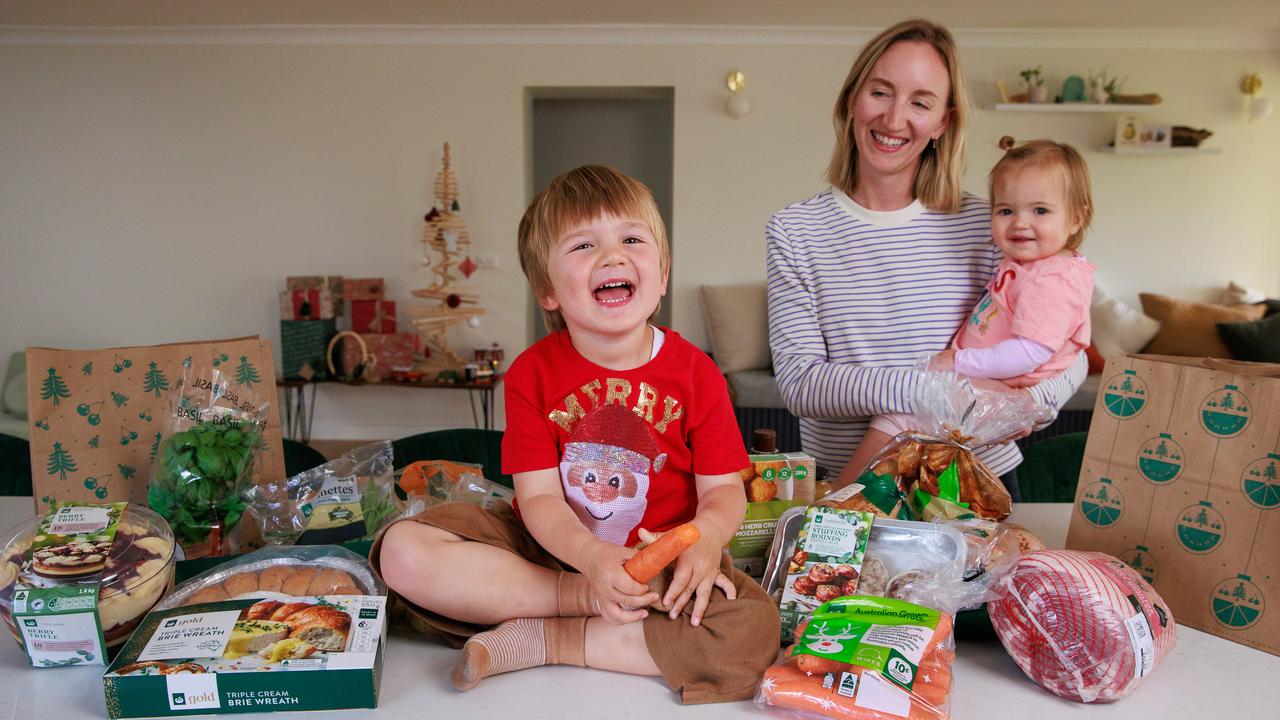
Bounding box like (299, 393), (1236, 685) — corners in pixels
(756, 595), (956, 720)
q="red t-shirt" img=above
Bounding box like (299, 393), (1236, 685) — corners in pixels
(502, 328), (748, 546)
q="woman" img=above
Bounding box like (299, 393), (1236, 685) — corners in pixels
(766, 18), (1085, 498)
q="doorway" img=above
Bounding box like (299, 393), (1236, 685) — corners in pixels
(526, 88), (675, 341)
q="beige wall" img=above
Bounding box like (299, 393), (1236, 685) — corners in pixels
(2, 33), (1277, 438)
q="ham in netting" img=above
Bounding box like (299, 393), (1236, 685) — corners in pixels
(988, 550), (1176, 703)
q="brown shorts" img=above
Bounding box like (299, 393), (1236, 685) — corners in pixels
(369, 501), (781, 704)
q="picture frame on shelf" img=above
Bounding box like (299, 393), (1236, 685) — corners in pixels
(1115, 115), (1172, 150)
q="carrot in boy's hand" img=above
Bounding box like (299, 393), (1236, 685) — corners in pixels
(624, 523), (701, 583)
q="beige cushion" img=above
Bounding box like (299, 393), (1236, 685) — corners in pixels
(1091, 286), (1162, 359)
(2, 369), (26, 419)
(700, 283), (771, 373)
(1139, 293), (1266, 358)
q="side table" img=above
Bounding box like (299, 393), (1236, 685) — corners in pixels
(276, 375), (502, 443)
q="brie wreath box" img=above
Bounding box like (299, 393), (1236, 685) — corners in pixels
(103, 546), (387, 718)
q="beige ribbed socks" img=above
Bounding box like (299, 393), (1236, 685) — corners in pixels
(556, 571), (601, 617)
(451, 617), (588, 691)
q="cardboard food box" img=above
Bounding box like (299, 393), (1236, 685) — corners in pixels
(1, 503), (177, 668)
(103, 594), (387, 718)
(729, 451), (816, 578)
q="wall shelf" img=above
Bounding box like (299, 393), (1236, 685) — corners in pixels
(994, 103), (1158, 113)
(1097, 146), (1222, 156)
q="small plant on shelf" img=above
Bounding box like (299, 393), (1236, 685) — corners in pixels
(1020, 66), (1048, 103)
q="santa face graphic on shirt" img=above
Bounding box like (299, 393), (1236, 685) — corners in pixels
(560, 454), (649, 545)
(556, 403), (667, 546)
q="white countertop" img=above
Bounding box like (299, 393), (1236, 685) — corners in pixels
(1, 497), (1276, 719)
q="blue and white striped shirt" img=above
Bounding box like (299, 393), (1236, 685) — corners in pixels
(766, 187), (1086, 475)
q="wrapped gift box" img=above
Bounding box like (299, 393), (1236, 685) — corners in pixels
(352, 300), (397, 333)
(279, 287), (336, 321)
(281, 319), (337, 379)
(287, 275), (344, 316)
(343, 278), (385, 301)
(341, 332), (417, 380)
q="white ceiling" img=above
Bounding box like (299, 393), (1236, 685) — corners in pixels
(2, 0), (1278, 34)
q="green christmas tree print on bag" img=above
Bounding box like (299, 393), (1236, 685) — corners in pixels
(41, 368), (71, 405)
(46, 442), (78, 481)
(142, 362), (170, 398)
(235, 355), (262, 386)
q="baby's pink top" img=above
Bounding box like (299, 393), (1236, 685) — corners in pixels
(953, 253), (1094, 387)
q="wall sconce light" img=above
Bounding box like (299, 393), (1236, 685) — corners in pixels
(1241, 73), (1273, 123)
(725, 70), (751, 119)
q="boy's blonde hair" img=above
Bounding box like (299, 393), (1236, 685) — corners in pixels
(518, 165), (670, 331)
(826, 18), (970, 213)
(989, 136), (1094, 250)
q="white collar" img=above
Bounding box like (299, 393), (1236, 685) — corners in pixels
(830, 186), (926, 226)
(650, 325), (665, 360)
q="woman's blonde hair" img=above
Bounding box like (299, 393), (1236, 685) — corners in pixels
(825, 18), (969, 213)
(518, 165), (670, 331)
(990, 136), (1094, 250)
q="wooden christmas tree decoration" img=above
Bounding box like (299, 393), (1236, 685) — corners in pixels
(410, 143), (485, 370)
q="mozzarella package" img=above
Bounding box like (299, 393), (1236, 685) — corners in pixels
(988, 550), (1176, 703)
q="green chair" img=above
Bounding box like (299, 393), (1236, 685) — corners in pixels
(0, 432), (32, 496)
(1017, 431), (1087, 503)
(392, 428), (509, 489)
(282, 438), (328, 478)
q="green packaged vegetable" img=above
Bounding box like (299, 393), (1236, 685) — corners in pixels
(146, 367), (269, 556)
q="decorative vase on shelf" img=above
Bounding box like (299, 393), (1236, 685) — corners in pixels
(1019, 66), (1047, 104)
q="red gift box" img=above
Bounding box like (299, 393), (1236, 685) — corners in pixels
(279, 287), (335, 320)
(286, 275), (344, 316)
(343, 278), (385, 301)
(351, 300), (397, 333)
(341, 332), (417, 380)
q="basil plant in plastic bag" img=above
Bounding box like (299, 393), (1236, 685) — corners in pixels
(146, 366), (269, 556)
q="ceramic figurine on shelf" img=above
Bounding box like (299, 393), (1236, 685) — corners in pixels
(1061, 75), (1086, 103)
(1088, 67), (1125, 104)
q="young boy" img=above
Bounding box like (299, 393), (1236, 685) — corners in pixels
(372, 165), (780, 703)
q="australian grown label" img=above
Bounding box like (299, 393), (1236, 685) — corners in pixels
(790, 596), (941, 691)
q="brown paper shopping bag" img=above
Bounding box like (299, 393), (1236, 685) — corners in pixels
(25, 337), (285, 516)
(1066, 355), (1280, 655)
